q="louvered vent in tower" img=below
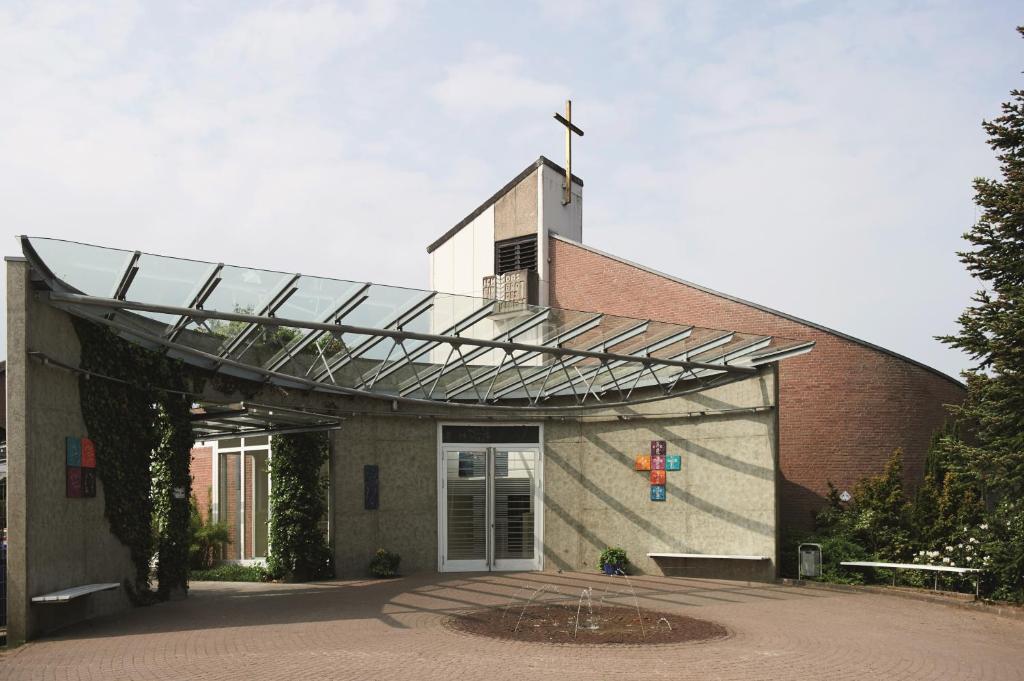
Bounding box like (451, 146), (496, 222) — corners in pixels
(494, 235), (538, 275)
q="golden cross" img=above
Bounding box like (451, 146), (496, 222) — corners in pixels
(553, 99), (584, 205)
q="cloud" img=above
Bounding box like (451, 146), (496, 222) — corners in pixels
(0, 0), (1016, 377)
(431, 50), (566, 117)
(193, 1), (400, 86)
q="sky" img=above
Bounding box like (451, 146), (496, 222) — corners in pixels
(1, 1), (1021, 379)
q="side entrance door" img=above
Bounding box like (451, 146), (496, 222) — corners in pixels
(439, 445), (542, 572)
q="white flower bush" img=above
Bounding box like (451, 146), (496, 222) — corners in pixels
(910, 521), (1002, 592)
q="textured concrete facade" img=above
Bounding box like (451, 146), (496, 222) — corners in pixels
(547, 236), (966, 532)
(330, 370), (778, 581)
(331, 416), (439, 577)
(493, 168), (538, 241)
(5, 260), (134, 643)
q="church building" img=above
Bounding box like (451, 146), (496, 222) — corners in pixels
(4, 134), (963, 641)
(426, 156), (965, 533)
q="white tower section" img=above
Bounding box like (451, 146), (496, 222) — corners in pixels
(427, 157), (582, 306)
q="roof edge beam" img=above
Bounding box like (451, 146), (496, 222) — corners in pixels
(47, 292), (757, 376)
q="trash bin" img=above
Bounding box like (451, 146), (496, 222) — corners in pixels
(798, 543), (822, 579)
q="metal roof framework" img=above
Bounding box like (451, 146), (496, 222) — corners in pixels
(190, 402), (343, 441)
(20, 236), (814, 411)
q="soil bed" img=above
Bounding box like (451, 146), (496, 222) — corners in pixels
(446, 602), (728, 645)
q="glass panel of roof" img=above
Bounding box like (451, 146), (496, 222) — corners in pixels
(274, 276), (365, 324)
(343, 284), (431, 330)
(29, 238), (134, 298)
(202, 265), (293, 318)
(128, 255), (218, 325)
(22, 236), (813, 409)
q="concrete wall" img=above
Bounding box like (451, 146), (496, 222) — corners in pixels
(536, 163), (581, 307)
(5, 259), (134, 643)
(330, 369), (778, 581)
(544, 371), (777, 580)
(331, 416), (439, 577)
(494, 168), (538, 242)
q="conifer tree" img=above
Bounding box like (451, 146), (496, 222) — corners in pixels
(939, 26), (1024, 499)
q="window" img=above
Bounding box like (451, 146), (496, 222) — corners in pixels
(494, 236), (537, 274)
(443, 425), (540, 444)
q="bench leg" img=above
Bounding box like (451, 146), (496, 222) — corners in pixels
(934, 574), (938, 591)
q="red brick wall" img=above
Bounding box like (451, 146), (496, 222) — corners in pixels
(191, 446), (213, 521)
(220, 453), (241, 559)
(548, 237), (966, 531)
(244, 455), (254, 559)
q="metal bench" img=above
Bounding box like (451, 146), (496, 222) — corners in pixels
(647, 553), (770, 561)
(31, 583), (119, 604)
(840, 561), (981, 596)
(648, 553), (770, 575)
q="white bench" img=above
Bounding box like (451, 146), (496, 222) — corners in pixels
(648, 553), (770, 561)
(840, 561), (981, 596)
(31, 583), (120, 604)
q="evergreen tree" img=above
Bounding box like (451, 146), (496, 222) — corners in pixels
(938, 26), (1024, 500)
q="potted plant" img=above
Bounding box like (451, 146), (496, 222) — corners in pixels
(598, 546), (629, 575)
(369, 548), (401, 578)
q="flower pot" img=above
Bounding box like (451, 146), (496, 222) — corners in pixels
(602, 563), (623, 576)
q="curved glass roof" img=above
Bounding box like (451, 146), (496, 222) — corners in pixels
(21, 236), (813, 410)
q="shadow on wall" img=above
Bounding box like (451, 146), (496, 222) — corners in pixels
(778, 476), (831, 533)
(585, 430), (774, 536)
(543, 413), (775, 576)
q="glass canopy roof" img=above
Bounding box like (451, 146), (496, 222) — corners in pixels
(21, 236), (814, 411)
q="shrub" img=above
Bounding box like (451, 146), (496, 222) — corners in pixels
(369, 549), (401, 578)
(190, 563), (269, 582)
(799, 443), (1024, 601)
(598, 547), (629, 571)
(188, 495), (231, 570)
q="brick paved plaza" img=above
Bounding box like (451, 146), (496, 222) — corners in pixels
(3, 572), (1022, 680)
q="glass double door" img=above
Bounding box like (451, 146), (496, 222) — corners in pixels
(441, 446), (541, 572)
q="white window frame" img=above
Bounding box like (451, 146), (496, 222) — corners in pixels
(436, 422), (544, 573)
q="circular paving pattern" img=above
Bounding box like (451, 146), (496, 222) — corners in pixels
(446, 603), (729, 645)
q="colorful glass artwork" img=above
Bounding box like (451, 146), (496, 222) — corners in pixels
(66, 436), (82, 467)
(66, 466), (83, 498)
(81, 468), (97, 497)
(66, 436), (96, 498)
(639, 441), (682, 501)
(81, 438), (96, 468)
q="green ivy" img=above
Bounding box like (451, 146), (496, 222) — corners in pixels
(267, 432), (333, 581)
(152, 399), (194, 599)
(74, 319), (195, 602)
